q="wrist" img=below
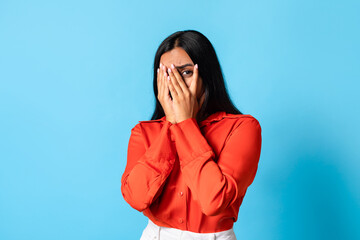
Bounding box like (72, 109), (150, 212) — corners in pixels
(165, 116), (176, 124)
(176, 117), (194, 124)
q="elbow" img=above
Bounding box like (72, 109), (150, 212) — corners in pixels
(200, 181), (238, 216)
(122, 193), (149, 212)
(121, 182), (149, 212)
(201, 202), (226, 216)
(200, 198), (229, 216)
(201, 188), (240, 216)
(202, 206), (220, 216)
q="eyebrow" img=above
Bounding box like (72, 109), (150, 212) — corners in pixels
(175, 63), (194, 69)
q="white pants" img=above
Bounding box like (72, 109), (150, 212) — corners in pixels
(140, 218), (237, 240)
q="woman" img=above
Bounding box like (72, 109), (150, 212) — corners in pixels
(121, 30), (262, 240)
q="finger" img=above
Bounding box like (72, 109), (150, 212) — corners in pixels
(157, 67), (162, 97)
(157, 65), (163, 99)
(166, 71), (178, 100)
(162, 65), (171, 94)
(167, 67), (182, 96)
(161, 65), (167, 94)
(162, 66), (169, 99)
(189, 63), (198, 96)
(164, 74), (172, 100)
(162, 65), (168, 89)
(159, 63), (164, 93)
(170, 64), (189, 94)
(162, 64), (168, 82)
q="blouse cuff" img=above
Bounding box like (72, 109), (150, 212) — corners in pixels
(141, 120), (176, 171)
(169, 118), (214, 167)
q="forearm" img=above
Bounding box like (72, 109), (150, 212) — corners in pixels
(170, 117), (261, 216)
(121, 121), (176, 211)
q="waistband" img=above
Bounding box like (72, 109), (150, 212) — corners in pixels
(145, 218), (237, 240)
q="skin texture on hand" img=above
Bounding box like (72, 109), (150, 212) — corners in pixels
(166, 63), (203, 123)
(157, 47), (205, 124)
(157, 63), (176, 124)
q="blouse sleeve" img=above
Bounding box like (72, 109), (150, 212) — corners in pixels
(169, 117), (262, 216)
(121, 120), (176, 212)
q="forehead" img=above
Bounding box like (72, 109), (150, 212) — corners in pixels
(160, 47), (193, 66)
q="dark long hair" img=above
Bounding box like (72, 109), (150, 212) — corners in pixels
(150, 30), (243, 121)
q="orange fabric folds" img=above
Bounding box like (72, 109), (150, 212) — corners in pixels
(121, 111), (262, 233)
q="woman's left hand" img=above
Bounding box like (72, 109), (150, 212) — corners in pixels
(166, 63), (204, 123)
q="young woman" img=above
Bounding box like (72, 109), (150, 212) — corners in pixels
(121, 30), (262, 240)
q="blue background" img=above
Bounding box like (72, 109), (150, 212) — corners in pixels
(1, 0), (359, 239)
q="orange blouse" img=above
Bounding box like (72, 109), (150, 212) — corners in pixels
(121, 111), (262, 233)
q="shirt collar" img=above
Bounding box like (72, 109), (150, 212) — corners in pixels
(139, 111), (232, 127)
(197, 111), (227, 127)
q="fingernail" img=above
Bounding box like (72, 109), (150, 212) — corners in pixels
(168, 68), (171, 73)
(157, 68), (159, 73)
(195, 64), (198, 69)
(167, 76), (170, 80)
(160, 62), (163, 67)
(171, 64), (175, 68)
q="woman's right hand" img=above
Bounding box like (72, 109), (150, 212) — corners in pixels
(157, 63), (176, 124)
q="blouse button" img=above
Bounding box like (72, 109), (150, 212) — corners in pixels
(179, 191), (183, 197)
(178, 218), (184, 223)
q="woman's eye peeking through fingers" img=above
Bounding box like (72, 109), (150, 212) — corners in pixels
(182, 70), (193, 77)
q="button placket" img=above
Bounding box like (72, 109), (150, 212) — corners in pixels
(184, 188), (188, 229)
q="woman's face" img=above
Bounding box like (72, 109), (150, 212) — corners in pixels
(160, 47), (204, 103)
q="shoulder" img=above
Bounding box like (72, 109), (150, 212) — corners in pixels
(220, 113), (262, 139)
(138, 118), (164, 124)
(222, 114), (262, 146)
(130, 117), (166, 134)
(137, 116), (166, 126)
(224, 113), (261, 128)
(130, 122), (142, 135)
